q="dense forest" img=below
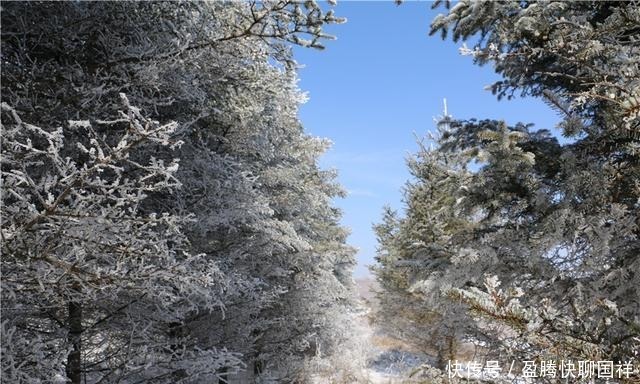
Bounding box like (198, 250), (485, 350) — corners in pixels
(1, 2), (358, 383)
(1, 1), (639, 384)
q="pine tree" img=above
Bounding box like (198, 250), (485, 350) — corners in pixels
(373, 106), (479, 368)
(376, 1), (639, 379)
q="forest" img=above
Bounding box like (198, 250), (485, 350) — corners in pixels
(1, 1), (639, 383)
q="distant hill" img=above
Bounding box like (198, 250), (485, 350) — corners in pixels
(354, 276), (379, 306)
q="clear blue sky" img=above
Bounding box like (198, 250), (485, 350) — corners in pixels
(294, 1), (560, 278)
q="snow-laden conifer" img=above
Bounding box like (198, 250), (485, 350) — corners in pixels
(376, 1), (639, 379)
(1, 2), (357, 382)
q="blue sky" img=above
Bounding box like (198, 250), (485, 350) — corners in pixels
(294, 1), (560, 278)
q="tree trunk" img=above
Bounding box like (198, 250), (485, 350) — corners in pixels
(435, 347), (446, 370)
(446, 334), (457, 363)
(66, 300), (82, 384)
(168, 321), (187, 380)
(254, 359), (264, 377)
(218, 366), (229, 384)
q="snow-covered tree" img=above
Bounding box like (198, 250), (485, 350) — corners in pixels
(2, 2), (356, 383)
(376, 1), (639, 378)
(372, 112), (483, 369)
(1, 95), (236, 383)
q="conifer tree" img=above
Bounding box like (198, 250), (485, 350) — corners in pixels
(1, 2), (356, 383)
(375, 1), (639, 378)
